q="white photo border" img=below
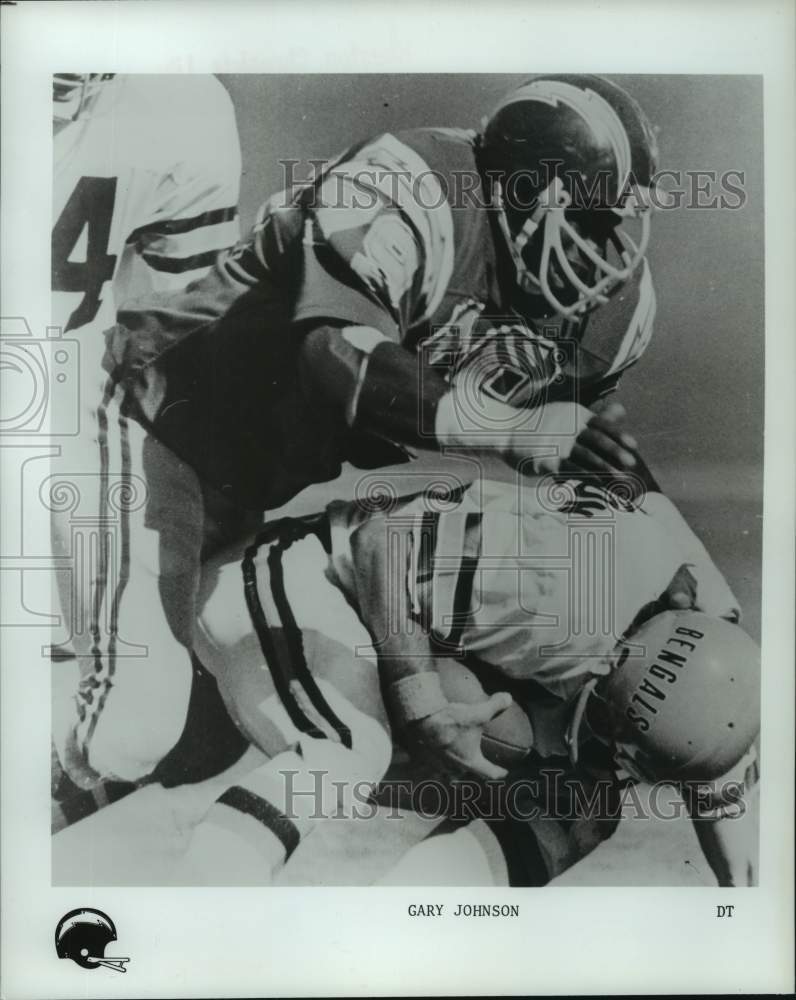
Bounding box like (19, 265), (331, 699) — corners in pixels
(1, 1), (793, 996)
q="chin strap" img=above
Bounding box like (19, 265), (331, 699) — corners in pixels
(565, 678), (599, 766)
(565, 676), (659, 783)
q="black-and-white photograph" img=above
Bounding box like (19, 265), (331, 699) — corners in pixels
(1, 3), (793, 996)
(47, 71), (764, 888)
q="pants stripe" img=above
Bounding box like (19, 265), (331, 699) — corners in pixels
(80, 377), (132, 756)
(241, 539), (327, 741)
(106, 399), (132, 674)
(266, 536), (353, 749)
(242, 517), (353, 749)
(87, 377), (115, 680)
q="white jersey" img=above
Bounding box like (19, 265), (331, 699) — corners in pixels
(52, 75), (241, 341)
(49, 76), (241, 789)
(328, 479), (740, 702)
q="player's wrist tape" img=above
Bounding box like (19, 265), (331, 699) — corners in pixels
(390, 672), (448, 723)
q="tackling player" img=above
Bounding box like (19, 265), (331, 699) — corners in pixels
(55, 75), (660, 793)
(174, 468), (759, 887)
(109, 73), (658, 507)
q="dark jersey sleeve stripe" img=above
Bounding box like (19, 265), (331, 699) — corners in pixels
(141, 248), (221, 274)
(128, 206), (237, 242)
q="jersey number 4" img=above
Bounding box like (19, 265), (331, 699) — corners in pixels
(52, 176), (118, 333)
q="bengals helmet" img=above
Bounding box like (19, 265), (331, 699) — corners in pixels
(479, 74), (658, 320)
(54, 908), (129, 972)
(587, 610), (760, 783)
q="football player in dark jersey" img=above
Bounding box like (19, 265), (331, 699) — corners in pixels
(109, 74), (658, 508)
(54, 76), (660, 791)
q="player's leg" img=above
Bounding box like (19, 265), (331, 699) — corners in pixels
(196, 516), (390, 740)
(174, 517), (393, 884)
(52, 743), (268, 886)
(51, 379), (203, 788)
(377, 819), (510, 886)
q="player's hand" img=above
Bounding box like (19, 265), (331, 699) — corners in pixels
(561, 400), (638, 474)
(560, 400), (661, 498)
(404, 693), (512, 781)
(626, 562), (700, 635)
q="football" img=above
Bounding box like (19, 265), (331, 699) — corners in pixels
(437, 659), (534, 769)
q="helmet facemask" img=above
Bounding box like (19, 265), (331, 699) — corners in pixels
(495, 175), (652, 320)
(482, 74), (659, 320)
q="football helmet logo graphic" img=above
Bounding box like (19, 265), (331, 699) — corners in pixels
(55, 908), (129, 973)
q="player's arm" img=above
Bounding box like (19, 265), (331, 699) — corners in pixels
(691, 799), (758, 887)
(293, 171), (604, 472)
(293, 178), (455, 446)
(684, 747), (759, 886)
(128, 77), (242, 292)
(294, 165), (650, 477)
(300, 324), (615, 477)
(349, 516), (510, 780)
